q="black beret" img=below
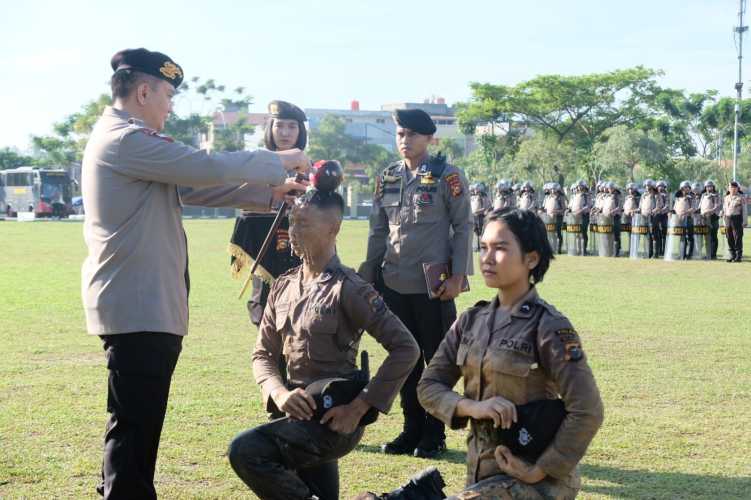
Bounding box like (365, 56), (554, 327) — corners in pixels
(305, 377), (379, 426)
(492, 399), (567, 463)
(268, 100), (307, 122)
(111, 48), (184, 88)
(393, 108), (436, 135)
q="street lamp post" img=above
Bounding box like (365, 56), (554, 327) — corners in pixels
(733, 0), (748, 182)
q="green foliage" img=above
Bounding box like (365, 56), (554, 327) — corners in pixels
(510, 133), (577, 186)
(593, 125), (668, 183)
(0, 147), (34, 170)
(308, 116), (399, 190)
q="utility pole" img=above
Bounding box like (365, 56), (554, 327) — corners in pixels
(733, 0), (747, 182)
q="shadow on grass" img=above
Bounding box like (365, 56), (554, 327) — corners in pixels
(580, 464), (751, 499)
(355, 444), (468, 465)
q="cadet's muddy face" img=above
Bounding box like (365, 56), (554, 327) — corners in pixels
(288, 203), (331, 261)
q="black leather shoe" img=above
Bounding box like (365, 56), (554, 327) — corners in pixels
(413, 439), (446, 459)
(382, 432), (419, 455)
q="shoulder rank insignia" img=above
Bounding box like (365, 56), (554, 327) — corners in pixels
(136, 127), (174, 143)
(275, 228), (290, 251)
(445, 173), (462, 197)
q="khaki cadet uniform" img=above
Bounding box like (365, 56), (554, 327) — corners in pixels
(700, 191), (722, 258)
(418, 287), (604, 499)
(227, 255), (418, 500)
(494, 191), (517, 210)
(83, 105), (289, 499)
(723, 192), (748, 261)
(359, 156), (472, 453)
(602, 191), (623, 256)
(639, 191), (663, 258)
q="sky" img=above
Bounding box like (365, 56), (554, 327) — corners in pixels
(0, 0), (746, 150)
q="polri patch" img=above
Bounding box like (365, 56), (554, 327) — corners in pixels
(556, 328), (583, 362)
(445, 173), (462, 197)
(363, 289), (386, 314)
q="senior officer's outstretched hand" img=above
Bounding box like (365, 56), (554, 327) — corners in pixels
(277, 148), (311, 175)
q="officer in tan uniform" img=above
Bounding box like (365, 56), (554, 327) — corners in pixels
(229, 190), (419, 499)
(471, 182), (493, 251)
(568, 182), (591, 255)
(543, 183), (567, 254)
(639, 180), (663, 258)
(700, 180), (722, 259)
(359, 109), (472, 458)
(722, 181), (748, 262)
(82, 48), (310, 499)
(418, 208), (604, 499)
(494, 179), (516, 210)
(517, 181), (537, 211)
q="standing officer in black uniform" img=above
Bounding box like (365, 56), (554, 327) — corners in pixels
(229, 100), (307, 326)
(359, 109), (472, 458)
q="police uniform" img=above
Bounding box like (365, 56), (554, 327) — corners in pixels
(602, 190), (623, 257)
(83, 48), (293, 499)
(723, 189), (748, 262)
(656, 187), (671, 256)
(228, 101), (307, 326)
(700, 189), (722, 259)
(569, 188), (591, 254)
(639, 190), (663, 258)
(673, 192), (695, 259)
(518, 190), (537, 211)
(418, 288), (604, 499)
(543, 191), (567, 254)
(359, 109), (472, 456)
(494, 191), (517, 210)
(229, 255), (419, 500)
(471, 187), (493, 250)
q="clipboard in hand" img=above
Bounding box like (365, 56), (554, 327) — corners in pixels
(422, 262), (470, 299)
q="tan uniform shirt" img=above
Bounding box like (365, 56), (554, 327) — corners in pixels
(657, 191), (671, 215)
(418, 287), (603, 487)
(543, 194), (566, 217)
(493, 192), (516, 210)
(81, 106), (287, 336)
(622, 194), (640, 217)
(252, 255), (419, 413)
(639, 192), (662, 217)
(700, 193), (721, 217)
(673, 195), (693, 220)
(359, 160), (472, 294)
(723, 193), (748, 219)
(517, 192), (537, 211)
(568, 192), (590, 215)
(600, 193), (621, 217)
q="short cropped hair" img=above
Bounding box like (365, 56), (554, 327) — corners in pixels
(485, 208), (554, 284)
(264, 118), (308, 151)
(110, 69), (160, 100)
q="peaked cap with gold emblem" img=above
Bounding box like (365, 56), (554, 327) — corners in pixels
(111, 48), (184, 88)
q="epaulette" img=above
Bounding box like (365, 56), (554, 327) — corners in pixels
(375, 162), (402, 200)
(535, 297), (566, 320)
(276, 265), (301, 282)
(131, 124), (174, 143)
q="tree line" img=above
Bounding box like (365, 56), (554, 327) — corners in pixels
(2, 66), (750, 192)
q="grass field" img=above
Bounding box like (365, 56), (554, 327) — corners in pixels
(1, 218), (750, 499)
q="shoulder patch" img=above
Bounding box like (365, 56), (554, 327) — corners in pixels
(555, 328), (583, 362)
(362, 288), (386, 314)
(445, 173), (463, 197)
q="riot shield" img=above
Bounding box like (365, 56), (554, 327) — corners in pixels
(597, 214), (614, 257)
(693, 215), (708, 260)
(620, 214), (632, 257)
(629, 214), (649, 259)
(664, 214), (684, 261)
(541, 214), (558, 250)
(566, 213), (584, 256)
(588, 214), (599, 256)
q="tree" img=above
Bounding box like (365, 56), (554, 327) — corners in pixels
(0, 147), (34, 170)
(458, 66), (662, 151)
(429, 137), (464, 163)
(510, 134), (577, 187)
(307, 115), (398, 190)
(593, 125), (668, 183)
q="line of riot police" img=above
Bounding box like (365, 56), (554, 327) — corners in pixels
(468, 179), (747, 262)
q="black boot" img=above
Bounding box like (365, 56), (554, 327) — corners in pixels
(382, 431), (420, 455)
(361, 467), (446, 500)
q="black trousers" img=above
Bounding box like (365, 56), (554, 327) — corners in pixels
(99, 332), (183, 500)
(681, 218), (695, 259)
(380, 283), (457, 443)
(708, 214), (720, 259)
(473, 214), (485, 250)
(613, 215), (621, 256)
(554, 215), (564, 253)
(726, 215), (745, 259)
(228, 418), (363, 500)
(581, 214), (590, 253)
(655, 214), (668, 257)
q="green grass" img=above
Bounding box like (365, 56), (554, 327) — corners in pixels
(1, 219), (750, 499)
